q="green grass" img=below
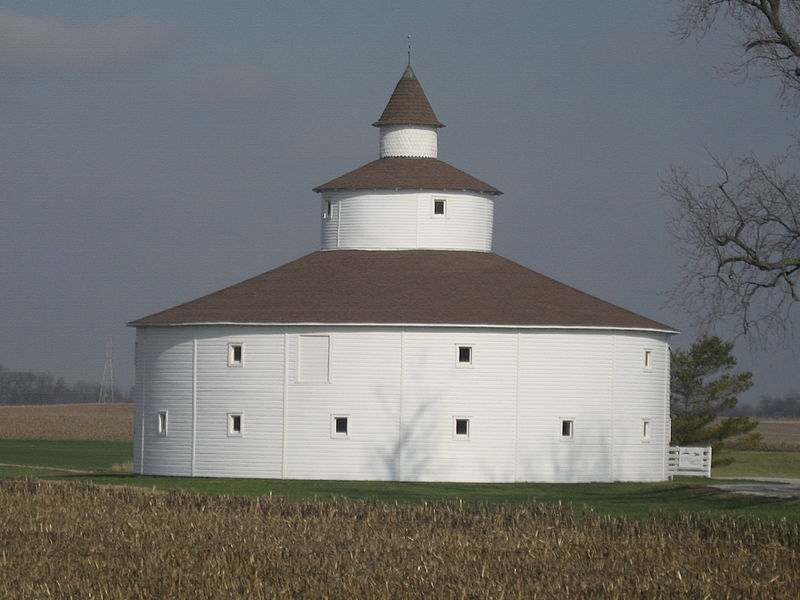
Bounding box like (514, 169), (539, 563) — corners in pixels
(0, 439), (131, 471)
(713, 449), (800, 478)
(0, 439), (797, 522)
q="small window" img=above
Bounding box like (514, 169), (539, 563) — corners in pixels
(228, 343), (243, 367)
(456, 345), (472, 366)
(322, 199), (332, 220)
(453, 417), (470, 439)
(157, 411), (168, 436)
(642, 419), (651, 441)
(228, 413), (242, 436)
(331, 415), (349, 438)
(560, 418), (574, 440)
(433, 199), (446, 216)
(644, 350), (652, 370)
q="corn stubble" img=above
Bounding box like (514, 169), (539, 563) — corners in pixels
(1, 480), (797, 599)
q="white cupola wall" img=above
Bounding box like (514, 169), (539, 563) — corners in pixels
(379, 125), (438, 158)
(314, 64), (502, 253)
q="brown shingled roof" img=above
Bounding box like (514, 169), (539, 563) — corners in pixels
(313, 158), (502, 195)
(129, 250), (676, 332)
(372, 65), (444, 128)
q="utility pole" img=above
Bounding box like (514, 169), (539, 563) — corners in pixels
(98, 336), (115, 403)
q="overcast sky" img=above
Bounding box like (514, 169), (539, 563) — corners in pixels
(1, 1), (797, 401)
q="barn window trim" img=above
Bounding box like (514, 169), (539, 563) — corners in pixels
(453, 417), (471, 440)
(227, 413), (243, 436)
(456, 344), (473, 367)
(296, 335), (332, 384)
(642, 418), (651, 442)
(228, 343), (244, 367)
(331, 414), (350, 439)
(643, 349), (653, 371)
(560, 418), (574, 441)
(433, 198), (446, 217)
(157, 410), (168, 436)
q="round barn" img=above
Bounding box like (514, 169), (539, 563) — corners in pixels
(129, 63), (677, 482)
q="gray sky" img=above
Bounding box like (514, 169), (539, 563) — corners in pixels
(1, 1), (797, 402)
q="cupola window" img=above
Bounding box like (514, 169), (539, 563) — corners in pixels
(433, 199), (446, 216)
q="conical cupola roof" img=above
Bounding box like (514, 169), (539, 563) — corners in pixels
(372, 64), (444, 128)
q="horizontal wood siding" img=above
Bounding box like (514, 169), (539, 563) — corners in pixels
(610, 333), (670, 481)
(320, 191), (494, 251)
(517, 332), (614, 482)
(416, 193), (494, 251)
(136, 325), (671, 482)
(193, 328), (284, 478)
(286, 330), (402, 480)
(137, 327), (194, 476)
(400, 330), (517, 482)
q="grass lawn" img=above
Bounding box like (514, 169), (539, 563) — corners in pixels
(712, 449), (800, 478)
(1, 439), (797, 522)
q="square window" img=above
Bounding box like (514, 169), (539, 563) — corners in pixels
(457, 345), (472, 366)
(228, 343), (243, 367)
(433, 199), (446, 216)
(560, 419), (574, 440)
(157, 411), (168, 436)
(454, 417), (470, 439)
(644, 350), (652, 370)
(642, 419), (651, 440)
(228, 413), (242, 436)
(331, 415), (349, 438)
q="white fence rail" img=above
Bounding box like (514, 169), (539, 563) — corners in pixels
(667, 446), (712, 478)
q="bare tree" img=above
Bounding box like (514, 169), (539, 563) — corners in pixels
(674, 0), (800, 104)
(666, 1), (800, 339)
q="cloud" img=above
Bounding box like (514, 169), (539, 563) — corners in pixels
(0, 10), (177, 77)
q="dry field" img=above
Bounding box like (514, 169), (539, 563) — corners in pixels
(0, 479), (797, 600)
(753, 419), (800, 447)
(0, 403), (133, 441)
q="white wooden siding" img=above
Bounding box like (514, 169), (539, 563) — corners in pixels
(379, 125), (438, 158)
(134, 325), (671, 482)
(320, 190), (495, 251)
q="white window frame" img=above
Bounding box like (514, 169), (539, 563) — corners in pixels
(643, 349), (653, 371)
(642, 418), (651, 442)
(228, 343), (244, 367)
(157, 410), (168, 436)
(433, 198), (446, 217)
(453, 416), (471, 440)
(560, 418), (575, 441)
(455, 344), (473, 368)
(227, 412), (243, 437)
(322, 199), (332, 220)
(331, 414), (350, 439)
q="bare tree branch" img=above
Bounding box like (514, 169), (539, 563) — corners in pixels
(674, 0), (800, 105)
(663, 149), (800, 340)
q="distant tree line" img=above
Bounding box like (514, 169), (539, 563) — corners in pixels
(0, 364), (130, 405)
(725, 394), (800, 419)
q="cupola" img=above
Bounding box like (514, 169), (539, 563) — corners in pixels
(373, 64), (443, 159)
(314, 63), (501, 253)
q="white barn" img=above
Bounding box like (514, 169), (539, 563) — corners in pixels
(129, 63), (677, 483)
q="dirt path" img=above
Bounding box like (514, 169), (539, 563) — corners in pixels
(711, 477), (800, 499)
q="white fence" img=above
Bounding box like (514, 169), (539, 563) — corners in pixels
(667, 446), (712, 478)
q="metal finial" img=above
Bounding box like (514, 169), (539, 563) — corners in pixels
(407, 34), (412, 66)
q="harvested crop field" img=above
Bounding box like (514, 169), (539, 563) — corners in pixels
(0, 403), (133, 441)
(1, 480), (798, 599)
(754, 419), (800, 447)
